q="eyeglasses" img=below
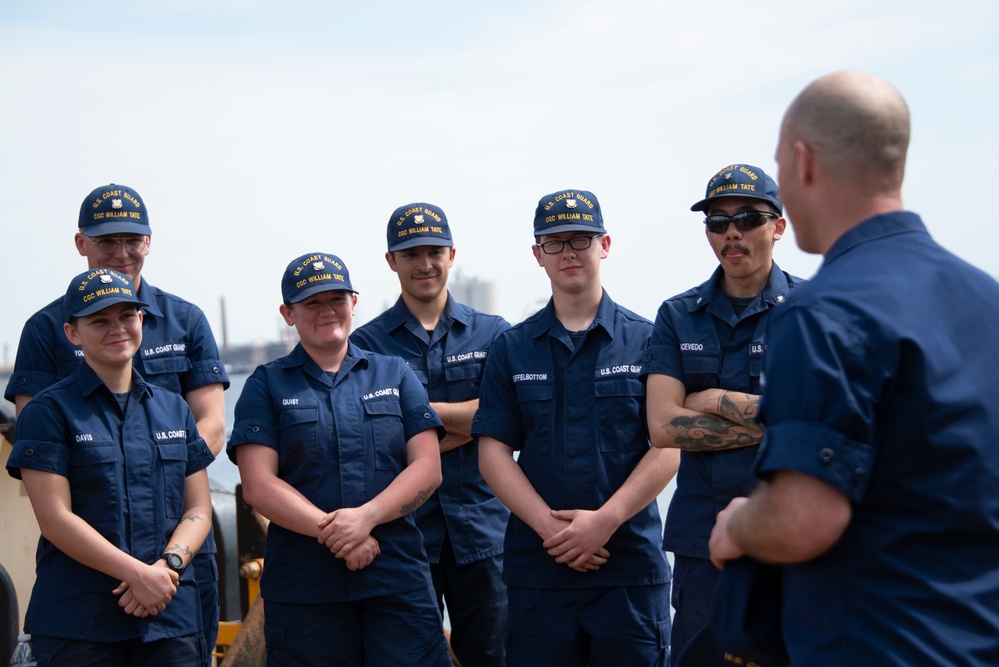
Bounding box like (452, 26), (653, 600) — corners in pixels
(537, 234), (602, 255)
(87, 236), (148, 255)
(703, 211), (778, 234)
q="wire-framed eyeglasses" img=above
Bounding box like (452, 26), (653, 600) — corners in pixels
(87, 236), (148, 255)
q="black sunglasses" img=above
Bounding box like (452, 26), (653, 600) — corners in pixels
(703, 210), (778, 234)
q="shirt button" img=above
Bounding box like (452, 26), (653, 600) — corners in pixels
(24, 448), (35, 456)
(251, 426), (260, 433)
(212, 366), (221, 374)
(423, 412), (432, 419)
(18, 377), (27, 386)
(819, 448), (835, 464)
(643, 354), (652, 363)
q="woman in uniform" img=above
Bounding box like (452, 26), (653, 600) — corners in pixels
(227, 252), (451, 666)
(6, 268), (214, 666)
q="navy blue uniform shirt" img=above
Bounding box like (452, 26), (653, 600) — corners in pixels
(6, 279), (229, 401)
(5, 279), (228, 557)
(642, 263), (802, 559)
(756, 212), (999, 665)
(351, 293), (510, 566)
(472, 292), (671, 589)
(227, 343), (444, 603)
(6, 363), (214, 643)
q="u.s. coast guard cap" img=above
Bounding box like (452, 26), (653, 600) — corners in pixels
(690, 164), (782, 213)
(64, 268), (148, 320)
(533, 189), (606, 237)
(282, 252), (358, 304)
(387, 203), (453, 252)
(78, 183), (151, 236)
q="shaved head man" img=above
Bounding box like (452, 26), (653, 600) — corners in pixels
(708, 71), (999, 665)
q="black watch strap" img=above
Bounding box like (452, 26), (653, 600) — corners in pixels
(162, 552), (185, 573)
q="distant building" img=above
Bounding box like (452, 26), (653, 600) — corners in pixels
(449, 271), (497, 313)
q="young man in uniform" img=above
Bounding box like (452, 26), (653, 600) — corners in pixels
(473, 189), (677, 666)
(642, 164), (803, 660)
(351, 203), (509, 667)
(709, 71), (999, 665)
(5, 184), (228, 664)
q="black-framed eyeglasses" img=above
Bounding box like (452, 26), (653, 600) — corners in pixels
(87, 236), (148, 255)
(537, 233), (602, 255)
(703, 210), (778, 234)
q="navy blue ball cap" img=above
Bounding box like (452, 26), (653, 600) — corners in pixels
(78, 183), (151, 236)
(64, 268), (148, 321)
(674, 557), (790, 667)
(690, 164), (783, 213)
(533, 189), (606, 237)
(387, 203), (453, 252)
(282, 252), (358, 304)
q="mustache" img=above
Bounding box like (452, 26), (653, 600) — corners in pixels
(721, 243), (750, 255)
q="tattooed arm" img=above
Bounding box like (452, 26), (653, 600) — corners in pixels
(318, 427), (442, 557)
(647, 374), (763, 452)
(22, 468), (181, 616)
(161, 468), (213, 566)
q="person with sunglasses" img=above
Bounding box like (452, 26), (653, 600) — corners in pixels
(473, 189), (677, 666)
(708, 71), (999, 667)
(641, 164), (804, 662)
(5, 184), (228, 665)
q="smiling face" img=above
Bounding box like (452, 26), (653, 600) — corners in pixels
(75, 233), (150, 285)
(280, 289), (356, 354)
(532, 231), (610, 296)
(704, 196), (785, 298)
(386, 244), (455, 305)
(64, 303), (143, 371)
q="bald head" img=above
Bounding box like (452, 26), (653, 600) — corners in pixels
(784, 71), (910, 191)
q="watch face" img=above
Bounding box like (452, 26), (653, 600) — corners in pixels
(165, 553), (184, 570)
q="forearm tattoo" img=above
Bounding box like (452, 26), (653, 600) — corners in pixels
(181, 513), (204, 525)
(165, 542), (193, 557)
(662, 394), (763, 452)
(400, 486), (436, 516)
(717, 392), (761, 429)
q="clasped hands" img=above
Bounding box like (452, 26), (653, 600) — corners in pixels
(113, 559), (179, 618)
(317, 506), (381, 571)
(541, 508), (614, 573)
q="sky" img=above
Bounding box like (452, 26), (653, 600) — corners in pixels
(2, 0), (998, 365)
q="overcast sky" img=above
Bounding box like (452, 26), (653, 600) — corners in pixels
(2, 0), (997, 365)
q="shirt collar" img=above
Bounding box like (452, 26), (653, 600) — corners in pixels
(135, 280), (164, 318)
(823, 211), (926, 266)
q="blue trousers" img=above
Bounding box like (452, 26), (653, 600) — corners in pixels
(507, 584), (671, 667)
(263, 588), (452, 667)
(669, 554), (720, 666)
(31, 633), (201, 666)
(430, 531), (507, 667)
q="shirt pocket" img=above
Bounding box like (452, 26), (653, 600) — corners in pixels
(444, 357), (486, 402)
(514, 381), (553, 455)
(595, 375), (647, 452)
(156, 442), (188, 519)
(69, 442), (120, 525)
(277, 404), (322, 483)
(363, 398), (406, 472)
(680, 343), (721, 393)
(142, 355), (191, 394)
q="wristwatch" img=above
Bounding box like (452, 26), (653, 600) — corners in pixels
(162, 552), (185, 573)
